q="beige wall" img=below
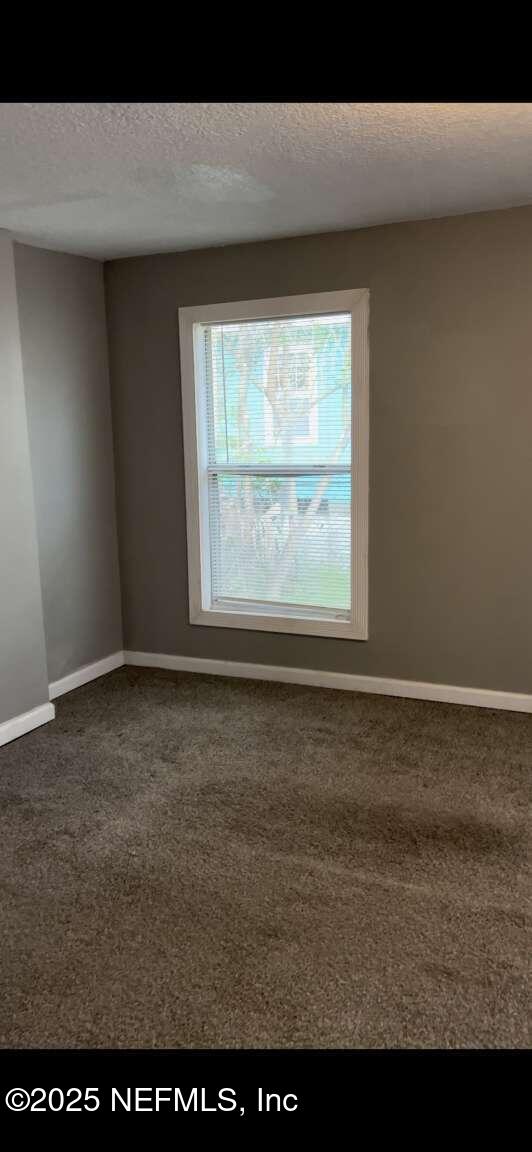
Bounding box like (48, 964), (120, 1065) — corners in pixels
(105, 206), (532, 693)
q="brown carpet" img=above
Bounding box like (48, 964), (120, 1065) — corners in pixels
(0, 666), (529, 1048)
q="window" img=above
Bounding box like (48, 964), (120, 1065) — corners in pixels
(179, 289), (369, 640)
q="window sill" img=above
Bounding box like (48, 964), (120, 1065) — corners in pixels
(190, 604), (368, 641)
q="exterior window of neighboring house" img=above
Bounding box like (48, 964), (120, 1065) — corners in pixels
(264, 346), (318, 447)
(179, 289), (369, 640)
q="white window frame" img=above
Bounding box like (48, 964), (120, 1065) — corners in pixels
(178, 289), (369, 641)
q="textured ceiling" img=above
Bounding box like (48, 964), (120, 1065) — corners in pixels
(2, 103), (532, 260)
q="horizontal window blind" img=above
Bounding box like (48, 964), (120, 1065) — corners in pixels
(199, 312), (352, 617)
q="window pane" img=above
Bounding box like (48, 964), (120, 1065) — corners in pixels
(209, 473), (351, 612)
(205, 313), (351, 467)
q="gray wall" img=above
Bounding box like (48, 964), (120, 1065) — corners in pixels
(105, 206), (532, 694)
(0, 234), (49, 724)
(15, 243), (122, 684)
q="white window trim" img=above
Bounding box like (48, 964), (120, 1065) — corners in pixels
(178, 288), (369, 641)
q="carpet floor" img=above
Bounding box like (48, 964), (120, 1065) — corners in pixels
(0, 666), (529, 1048)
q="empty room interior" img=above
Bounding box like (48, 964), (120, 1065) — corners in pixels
(0, 102), (530, 1051)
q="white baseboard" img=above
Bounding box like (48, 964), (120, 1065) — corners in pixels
(124, 650), (532, 714)
(49, 651), (125, 700)
(0, 701), (55, 748)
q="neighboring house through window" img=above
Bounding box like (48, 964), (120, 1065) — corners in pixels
(179, 289), (369, 640)
(263, 344), (318, 448)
